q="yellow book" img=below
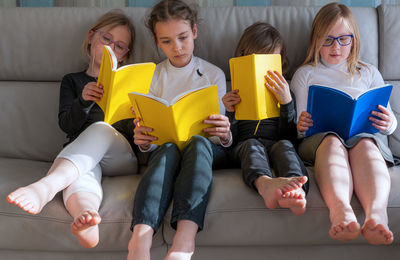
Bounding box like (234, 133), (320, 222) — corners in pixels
(129, 85), (219, 150)
(96, 45), (156, 125)
(229, 53), (282, 120)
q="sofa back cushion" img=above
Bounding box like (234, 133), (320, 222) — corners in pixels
(0, 6), (381, 161)
(378, 5), (400, 81)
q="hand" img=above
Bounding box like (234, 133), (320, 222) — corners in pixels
(222, 89), (241, 112)
(265, 70), (292, 105)
(133, 118), (157, 150)
(203, 114), (231, 144)
(369, 105), (394, 132)
(297, 111), (313, 133)
(82, 82), (104, 102)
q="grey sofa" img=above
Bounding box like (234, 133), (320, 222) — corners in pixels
(1, 6), (399, 260)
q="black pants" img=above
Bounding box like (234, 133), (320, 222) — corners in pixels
(230, 138), (309, 193)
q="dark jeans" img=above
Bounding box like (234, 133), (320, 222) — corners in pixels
(131, 135), (229, 232)
(230, 138), (309, 193)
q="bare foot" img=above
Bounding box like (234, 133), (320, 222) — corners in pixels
(7, 181), (54, 214)
(256, 176), (308, 210)
(71, 210), (101, 248)
(127, 243), (151, 260)
(127, 224), (153, 260)
(362, 219), (393, 245)
(277, 188), (307, 215)
(328, 204), (360, 242)
(164, 248), (193, 260)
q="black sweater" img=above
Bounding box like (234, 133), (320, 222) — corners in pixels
(58, 71), (134, 147)
(227, 98), (298, 147)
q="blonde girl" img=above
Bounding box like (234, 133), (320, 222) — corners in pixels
(291, 2), (396, 245)
(8, 10), (138, 248)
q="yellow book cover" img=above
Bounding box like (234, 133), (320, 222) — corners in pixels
(229, 53), (282, 120)
(96, 45), (156, 125)
(128, 85), (219, 150)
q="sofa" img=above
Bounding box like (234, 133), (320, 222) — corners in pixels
(0, 5), (399, 260)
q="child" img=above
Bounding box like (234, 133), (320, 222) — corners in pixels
(127, 1), (231, 260)
(7, 10), (138, 248)
(291, 2), (396, 245)
(222, 22), (308, 216)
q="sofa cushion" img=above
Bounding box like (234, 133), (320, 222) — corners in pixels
(0, 82), (65, 161)
(378, 5), (400, 81)
(0, 158), (165, 251)
(0, 7), (379, 83)
(0, 8), (161, 82)
(163, 168), (400, 246)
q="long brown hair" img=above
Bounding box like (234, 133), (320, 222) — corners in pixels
(234, 22), (289, 74)
(146, 0), (198, 39)
(303, 2), (365, 76)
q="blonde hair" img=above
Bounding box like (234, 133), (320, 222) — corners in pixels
(82, 10), (136, 61)
(234, 22), (289, 74)
(303, 2), (365, 75)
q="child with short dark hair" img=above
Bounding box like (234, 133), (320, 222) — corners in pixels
(223, 22), (308, 216)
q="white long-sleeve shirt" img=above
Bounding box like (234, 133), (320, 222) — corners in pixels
(290, 59), (397, 136)
(141, 56), (230, 152)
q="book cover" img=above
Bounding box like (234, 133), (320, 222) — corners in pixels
(128, 85), (220, 150)
(229, 53), (282, 120)
(96, 45), (156, 125)
(306, 84), (393, 139)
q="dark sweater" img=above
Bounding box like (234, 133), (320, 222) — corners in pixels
(227, 98), (298, 147)
(58, 71), (135, 147)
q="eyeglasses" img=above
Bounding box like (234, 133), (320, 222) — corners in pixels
(95, 30), (129, 55)
(322, 34), (353, 47)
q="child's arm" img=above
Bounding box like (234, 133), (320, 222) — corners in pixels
(58, 77), (102, 135)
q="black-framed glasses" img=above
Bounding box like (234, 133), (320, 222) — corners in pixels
(95, 30), (129, 55)
(322, 34), (353, 47)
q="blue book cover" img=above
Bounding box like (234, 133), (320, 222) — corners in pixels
(306, 84), (393, 140)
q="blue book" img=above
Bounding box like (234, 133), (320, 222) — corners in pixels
(306, 84), (393, 140)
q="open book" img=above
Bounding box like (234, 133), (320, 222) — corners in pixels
(96, 45), (156, 125)
(129, 85), (219, 150)
(306, 84), (393, 139)
(229, 53), (282, 120)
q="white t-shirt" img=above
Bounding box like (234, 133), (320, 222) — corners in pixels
(142, 56), (230, 152)
(149, 56), (226, 115)
(290, 59), (397, 135)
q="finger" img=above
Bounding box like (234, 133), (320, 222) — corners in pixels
(372, 122), (386, 131)
(369, 116), (388, 127)
(134, 133), (158, 141)
(207, 114), (228, 120)
(273, 70), (288, 84)
(134, 126), (154, 134)
(377, 105), (390, 114)
(87, 89), (103, 98)
(371, 110), (390, 121)
(204, 117), (230, 126)
(267, 70), (283, 86)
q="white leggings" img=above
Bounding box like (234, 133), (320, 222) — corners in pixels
(57, 122), (137, 206)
